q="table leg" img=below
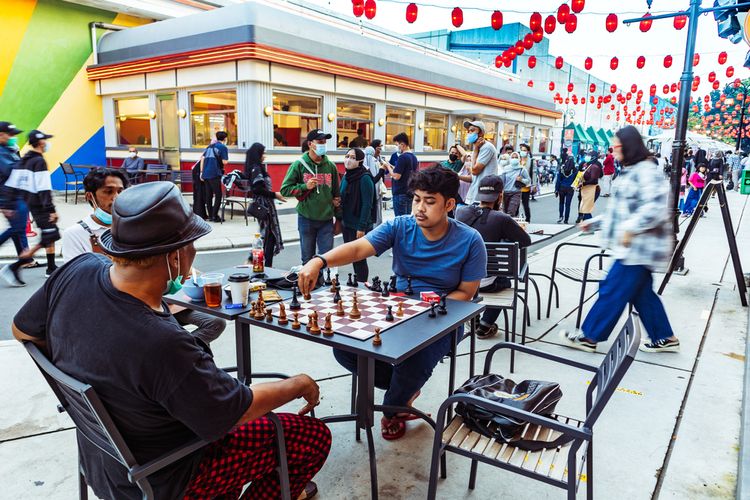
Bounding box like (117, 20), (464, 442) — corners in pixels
(356, 355), (378, 499)
(235, 321), (252, 385)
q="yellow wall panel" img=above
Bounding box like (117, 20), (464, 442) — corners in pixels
(0, 0), (37, 95)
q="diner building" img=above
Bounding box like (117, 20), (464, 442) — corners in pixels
(87, 0), (560, 189)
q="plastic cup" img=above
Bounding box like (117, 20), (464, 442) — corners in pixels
(228, 273), (250, 306)
(202, 273), (225, 308)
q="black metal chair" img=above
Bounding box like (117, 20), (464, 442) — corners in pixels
(144, 163), (170, 183)
(545, 242), (612, 329)
(60, 163), (84, 204)
(427, 312), (642, 500)
(23, 342), (292, 500)
(222, 178), (253, 226)
(170, 169), (193, 192)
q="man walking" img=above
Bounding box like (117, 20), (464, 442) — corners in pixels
(463, 120), (498, 205)
(382, 132), (418, 216)
(0, 122), (31, 282)
(199, 131), (229, 222)
(281, 129), (341, 264)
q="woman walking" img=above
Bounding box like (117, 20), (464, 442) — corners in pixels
(499, 151), (530, 217)
(560, 126), (679, 354)
(340, 148), (375, 283)
(244, 143), (285, 267)
(682, 163), (707, 217)
(577, 150), (603, 222)
(555, 157), (576, 224)
(518, 143), (535, 221)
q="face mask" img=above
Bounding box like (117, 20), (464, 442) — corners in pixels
(510, 158), (520, 166)
(466, 132), (479, 144)
(584, 156), (592, 162)
(7, 137), (17, 148)
(164, 253), (183, 296)
(499, 159), (509, 167)
(43, 142), (51, 153)
(344, 158), (358, 169)
(128, 152), (136, 158)
(315, 143), (327, 156)
(449, 154), (458, 162)
(520, 151), (528, 158)
(95, 207), (112, 225)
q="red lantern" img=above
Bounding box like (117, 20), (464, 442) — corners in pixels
(734, 78), (742, 88)
(523, 34), (534, 50)
(528, 80), (534, 88)
(590, 83), (597, 93)
(555, 56), (564, 70)
(693, 53), (700, 67)
(364, 0), (376, 19)
(637, 56), (646, 69)
(530, 12), (542, 31)
(557, 3), (570, 24)
(663, 84), (670, 94)
(704, 95), (710, 102)
(494, 55), (503, 68)
(640, 12), (652, 32)
(532, 29), (544, 43)
(405, 3), (417, 23)
(584, 57), (593, 70)
(605, 13), (618, 32)
(718, 51), (728, 65)
(549, 82), (556, 91)
(353, 0), (364, 17)
(491, 10), (503, 30)
(571, 0), (585, 14)
(650, 84), (657, 95)
(504, 58), (512, 68)
(451, 7), (463, 27)
(674, 12), (687, 30)
(528, 56), (537, 69)
(515, 41), (524, 55)
(664, 55), (673, 68)
(727, 66), (735, 78)
(713, 81), (720, 90)
(610, 57), (619, 70)
(708, 72), (717, 83)
(590, 96), (595, 104)
(545, 15), (556, 34)
(610, 84), (617, 93)
(671, 97), (677, 105)
(565, 14), (578, 33)
(568, 82), (575, 92)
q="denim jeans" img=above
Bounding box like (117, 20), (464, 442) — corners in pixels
(0, 199), (29, 255)
(298, 215), (334, 264)
(392, 193), (412, 217)
(558, 187), (574, 222)
(582, 261), (674, 343)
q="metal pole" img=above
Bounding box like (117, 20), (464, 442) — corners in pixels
(737, 89), (747, 152)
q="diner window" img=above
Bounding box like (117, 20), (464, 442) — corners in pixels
(336, 100), (373, 149)
(273, 91), (321, 148)
(115, 96), (151, 146)
(190, 90), (237, 147)
(385, 106), (415, 150)
(423, 112), (448, 151)
(501, 123), (517, 150)
(483, 121), (498, 146)
(518, 125), (535, 151)
(538, 128), (550, 153)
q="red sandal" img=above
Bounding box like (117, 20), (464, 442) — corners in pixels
(381, 416), (407, 440)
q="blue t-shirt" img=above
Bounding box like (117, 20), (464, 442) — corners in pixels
(202, 142), (228, 180)
(392, 152), (418, 196)
(365, 215), (487, 295)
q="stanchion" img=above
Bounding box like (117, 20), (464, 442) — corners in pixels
(26, 217), (36, 237)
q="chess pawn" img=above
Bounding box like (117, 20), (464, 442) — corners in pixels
(372, 327), (382, 346)
(265, 308), (273, 322)
(255, 300), (265, 319)
(291, 312), (301, 329)
(349, 299), (361, 320)
(323, 313), (333, 336)
(290, 286), (301, 310)
(309, 312), (321, 335)
(336, 299), (345, 317)
(278, 303), (288, 325)
(303, 291), (312, 301)
(330, 277), (338, 293)
(385, 305), (394, 322)
(396, 302), (404, 317)
(306, 313), (314, 332)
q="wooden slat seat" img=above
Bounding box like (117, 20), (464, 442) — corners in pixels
(480, 288), (516, 307)
(556, 267), (608, 283)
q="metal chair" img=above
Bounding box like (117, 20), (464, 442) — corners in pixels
(23, 342), (292, 500)
(545, 242), (612, 329)
(427, 312), (642, 500)
(60, 163), (84, 204)
(170, 169), (193, 192)
(144, 163), (169, 183)
(222, 178), (253, 226)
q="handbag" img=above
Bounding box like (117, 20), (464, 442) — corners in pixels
(454, 374), (564, 451)
(727, 179), (735, 191)
(247, 198), (269, 220)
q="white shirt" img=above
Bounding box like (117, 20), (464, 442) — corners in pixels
(62, 215), (109, 263)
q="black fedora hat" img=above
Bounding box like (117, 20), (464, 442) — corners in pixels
(100, 182), (211, 257)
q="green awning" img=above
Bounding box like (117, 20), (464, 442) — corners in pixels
(605, 129), (614, 139)
(574, 124), (592, 143)
(586, 126), (602, 146)
(596, 128), (610, 147)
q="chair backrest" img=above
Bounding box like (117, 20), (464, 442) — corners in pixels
(484, 242), (519, 280)
(23, 342), (140, 472)
(150, 164), (168, 170)
(584, 312), (642, 427)
(60, 162), (76, 175)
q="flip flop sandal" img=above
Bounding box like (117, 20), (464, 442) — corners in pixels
(297, 481), (318, 500)
(22, 261), (42, 269)
(381, 418), (406, 440)
(394, 411), (432, 421)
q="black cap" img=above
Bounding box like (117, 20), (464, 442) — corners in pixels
(0, 122), (22, 135)
(306, 129), (332, 142)
(28, 129), (53, 146)
(477, 175), (504, 202)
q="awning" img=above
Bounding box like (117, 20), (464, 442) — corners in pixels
(596, 128), (610, 147)
(586, 126), (602, 146)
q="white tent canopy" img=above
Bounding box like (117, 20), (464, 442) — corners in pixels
(646, 130), (734, 155)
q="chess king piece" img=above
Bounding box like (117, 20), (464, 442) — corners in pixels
(278, 303), (288, 325)
(372, 327), (382, 346)
(323, 313), (333, 336)
(290, 286), (301, 310)
(336, 299), (345, 317)
(349, 298), (361, 320)
(396, 302), (404, 317)
(405, 276), (414, 295)
(324, 268), (332, 286)
(388, 275), (397, 293)
(309, 311), (321, 335)
(291, 312), (301, 329)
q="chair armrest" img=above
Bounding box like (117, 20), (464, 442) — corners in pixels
(518, 262), (529, 281)
(484, 342), (599, 374)
(582, 251), (612, 275)
(128, 438), (207, 483)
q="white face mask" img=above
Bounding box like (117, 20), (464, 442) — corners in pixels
(344, 158), (359, 169)
(43, 142), (51, 153)
(129, 152), (137, 158)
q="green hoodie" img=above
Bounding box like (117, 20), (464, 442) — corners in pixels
(280, 152), (341, 221)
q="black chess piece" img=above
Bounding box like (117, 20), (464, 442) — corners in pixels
(347, 273), (355, 287)
(428, 302), (437, 318)
(381, 286), (389, 298)
(385, 305), (394, 321)
(335, 273), (340, 288)
(438, 295), (448, 315)
(388, 275), (397, 293)
(290, 285), (301, 310)
(324, 268), (332, 286)
(405, 276), (414, 295)
(371, 276), (381, 293)
(333, 287), (342, 304)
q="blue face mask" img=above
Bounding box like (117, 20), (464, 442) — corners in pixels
(94, 207), (112, 225)
(584, 156), (592, 163)
(164, 254), (183, 296)
(467, 132), (479, 144)
(315, 143), (327, 156)
(7, 137), (17, 148)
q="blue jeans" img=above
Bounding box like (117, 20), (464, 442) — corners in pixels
(558, 188), (574, 222)
(582, 261), (674, 343)
(392, 193), (412, 217)
(333, 328), (459, 417)
(298, 215), (334, 265)
(0, 199), (29, 255)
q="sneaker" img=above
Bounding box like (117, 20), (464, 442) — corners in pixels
(45, 266), (58, 278)
(639, 338), (680, 353)
(0, 265), (26, 287)
(557, 218), (564, 223)
(559, 329), (597, 353)
(476, 323), (498, 339)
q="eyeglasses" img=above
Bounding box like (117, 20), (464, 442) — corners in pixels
(613, 145), (622, 149)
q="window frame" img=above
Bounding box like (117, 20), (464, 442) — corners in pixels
(335, 99), (374, 150)
(271, 89), (323, 150)
(114, 95), (152, 147)
(423, 111), (449, 152)
(385, 105), (416, 151)
(188, 89), (238, 148)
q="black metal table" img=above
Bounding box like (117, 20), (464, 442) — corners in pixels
(237, 291), (485, 499)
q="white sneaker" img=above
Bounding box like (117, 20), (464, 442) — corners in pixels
(0, 265), (26, 287)
(559, 329), (597, 353)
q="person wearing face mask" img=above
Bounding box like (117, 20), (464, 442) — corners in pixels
(122, 147), (145, 184)
(441, 145), (465, 173)
(554, 157), (577, 224)
(498, 152), (530, 217)
(576, 149), (603, 223)
(518, 143), (535, 221)
(340, 148), (376, 283)
(281, 129), (341, 265)
(364, 139), (387, 227)
(381, 132), (418, 217)
(463, 120), (498, 204)
(245, 142), (286, 267)
(497, 153), (510, 173)
(1, 130), (60, 284)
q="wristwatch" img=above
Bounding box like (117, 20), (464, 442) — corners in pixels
(312, 254), (328, 269)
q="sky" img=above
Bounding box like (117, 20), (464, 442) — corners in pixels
(304, 0), (750, 101)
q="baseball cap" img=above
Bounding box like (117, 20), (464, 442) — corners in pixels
(306, 129), (332, 142)
(463, 120), (486, 134)
(0, 122), (22, 135)
(28, 129), (53, 146)
(476, 175), (504, 202)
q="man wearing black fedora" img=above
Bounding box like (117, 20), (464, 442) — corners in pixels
(12, 182), (330, 499)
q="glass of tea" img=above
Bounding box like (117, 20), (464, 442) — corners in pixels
(201, 273), (225, 308)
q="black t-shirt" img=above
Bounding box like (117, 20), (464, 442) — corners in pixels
(456, 205), (532, 248)
(14, 254), (253, 499)
(392, 152), (418, 196)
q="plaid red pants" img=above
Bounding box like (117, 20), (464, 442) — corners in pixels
(183, 413), (331, 499)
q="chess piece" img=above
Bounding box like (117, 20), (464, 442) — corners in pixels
(306, 313), (314, 332)
(429, 302), (437, 318)
(255, 300), (265, 319)
(330, 277), (338, 294)
(333, 287), (342, 305)
(265, 308), (273, 322)
(396, 302), (404, 317)
(389, 275), (397, 293)
(291, 312), (301, 329)
(372, 327), (382, 346)
(371, 276), (381, 293)
(309, 312), (321, 335)
(438, 295), (448, 315)
(249, 301), (256, 317)
(304, 291), (312, 301)
(335, 273), (340, 288)
(349, 298), (361, 319)
(405, 276), (414, 295)
(385, 305), (394, 321)
(347, 273), (355, 287)
(323, 313), (333, 336)
(336, 299), (345, 317)
(381, 286), (389, 298)
(290, 286), (301, 310)
(324, 268), (332, 286)
(278, 303), (288, 325)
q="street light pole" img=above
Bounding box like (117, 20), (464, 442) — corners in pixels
(736, 88), (747, 151)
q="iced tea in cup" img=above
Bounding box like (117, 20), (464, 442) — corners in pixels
(202, 273), (225, 308)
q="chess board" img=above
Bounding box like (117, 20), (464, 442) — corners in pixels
(275, 287), (431, 341)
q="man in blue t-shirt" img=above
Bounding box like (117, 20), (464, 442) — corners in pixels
(383, 132), (418, 217)
(199, 131), (229, 222)
(298, 167), (487, 440)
